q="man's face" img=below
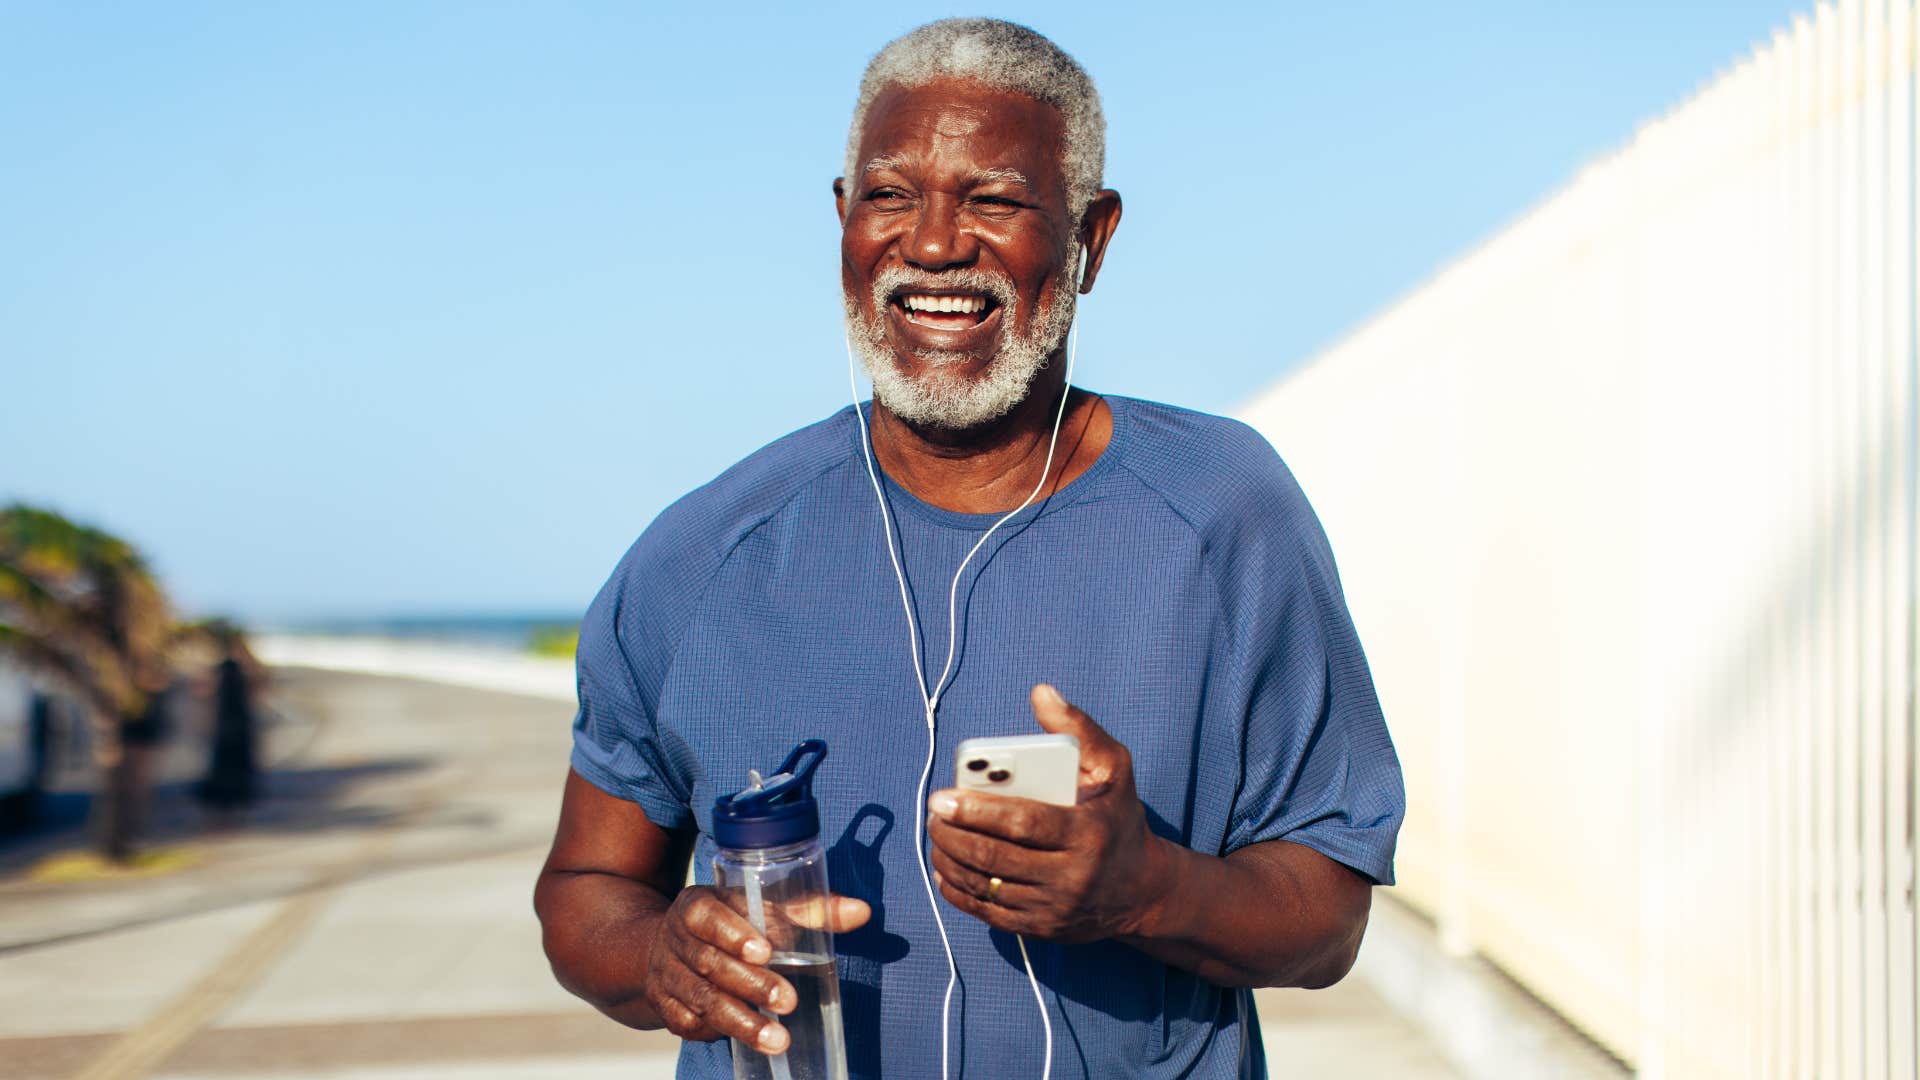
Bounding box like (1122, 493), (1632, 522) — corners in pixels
(838, 79), (1079, 430)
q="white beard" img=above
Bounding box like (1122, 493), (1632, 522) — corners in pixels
(843, 251), (1078, 430)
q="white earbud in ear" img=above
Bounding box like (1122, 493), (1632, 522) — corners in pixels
(1077, 246), (1089, 289)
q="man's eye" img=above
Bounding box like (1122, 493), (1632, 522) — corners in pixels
(971, 196), (1022, 215)
(867, 189), (907, 203)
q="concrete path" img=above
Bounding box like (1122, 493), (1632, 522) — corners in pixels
(0, 669), (1465, 1080)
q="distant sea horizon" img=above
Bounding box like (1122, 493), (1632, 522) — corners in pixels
(258, 611), (584, 652)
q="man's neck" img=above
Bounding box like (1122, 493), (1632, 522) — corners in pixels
(869, 367), (1112, 514)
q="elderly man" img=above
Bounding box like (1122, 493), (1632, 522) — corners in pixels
(535, 18), (1403, 1080)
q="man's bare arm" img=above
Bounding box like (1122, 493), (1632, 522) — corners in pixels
(533, 770), (692, 1030)
(1122, 837), (1371, 988)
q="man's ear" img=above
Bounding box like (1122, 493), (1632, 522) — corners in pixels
(1076, 189), (1123, 294)
(833, 177), (848, 226)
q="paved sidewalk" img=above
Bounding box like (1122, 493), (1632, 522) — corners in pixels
(0, 669), (1463, 1080)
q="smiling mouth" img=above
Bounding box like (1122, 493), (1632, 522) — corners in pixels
(892, 291), (998, 332)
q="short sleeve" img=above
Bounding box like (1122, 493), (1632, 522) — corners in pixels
(570, 545), (698, 833)
(1213, 458), (1404, 884)
(566, 416), (854, 836)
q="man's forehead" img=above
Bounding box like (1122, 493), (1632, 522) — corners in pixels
(855, 80), (1067, 184)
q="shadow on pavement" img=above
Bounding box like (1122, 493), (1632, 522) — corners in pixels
(0, 756), (435, 875)
(0, 670), (559, 954)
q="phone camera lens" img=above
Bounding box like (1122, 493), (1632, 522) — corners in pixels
(966, 758), (989, 772)
(987, 769), (1011, 783)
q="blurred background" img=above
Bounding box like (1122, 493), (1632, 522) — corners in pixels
(1, 2), (1904, 1079)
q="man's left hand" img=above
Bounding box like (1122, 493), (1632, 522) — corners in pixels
(926, 683), (1172, 943)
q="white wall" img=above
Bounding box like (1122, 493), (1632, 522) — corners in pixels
(1239, 3), (1918, 1076)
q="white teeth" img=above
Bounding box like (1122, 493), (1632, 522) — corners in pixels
(901, 294), (987, 314)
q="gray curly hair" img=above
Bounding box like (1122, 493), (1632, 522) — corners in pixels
(843, 18), (1106, 224)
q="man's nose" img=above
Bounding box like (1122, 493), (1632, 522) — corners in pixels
(904, 195), (976, 270)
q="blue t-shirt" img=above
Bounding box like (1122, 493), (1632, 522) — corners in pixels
(571, 395), (1403, 1080)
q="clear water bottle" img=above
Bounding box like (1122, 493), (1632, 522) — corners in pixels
(712, 740), (849, 1080)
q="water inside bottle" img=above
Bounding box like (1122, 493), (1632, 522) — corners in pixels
(732, 952), (847, 1080)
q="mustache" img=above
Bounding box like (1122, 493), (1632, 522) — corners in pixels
(868, 265), (1019, 314)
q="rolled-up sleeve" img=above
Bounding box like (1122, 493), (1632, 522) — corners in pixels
(570, 548), (696, 833)
(1215, 466), (1403, 885)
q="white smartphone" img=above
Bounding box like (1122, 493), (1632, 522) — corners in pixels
(954, 734), (1080, 806)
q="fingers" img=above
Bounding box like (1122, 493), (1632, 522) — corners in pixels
(834, 895), (872, 932)
(779, 893), (873, 933)
(657, 975), (791, 1052)
(653, 890), (795, 1051)
(927, 813), (1060, 893)
(927, 788), (1075, 849)
(933, 868), (1037, 935)
(681, 889), (771, 963)
(667, 931), (794, 1014)
(1028, 682), (1100, 743)
(652, 993), (722, 1042)
(652, 959), (789, 1052)
(928, 844), (1036, 901)
(1029, 683), (1128, 793)
(656, 992), (792, 1057)
(665, 892), (868, 1050)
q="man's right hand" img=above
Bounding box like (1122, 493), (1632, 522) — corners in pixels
(646, 886), (873, 1050)
(646, 886), (795, 1052)
(537, 772), (869, 1045)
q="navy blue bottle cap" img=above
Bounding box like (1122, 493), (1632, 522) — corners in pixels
(713, 740), (827, 851)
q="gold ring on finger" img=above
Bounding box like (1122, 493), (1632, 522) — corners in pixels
(986, 876), (1004, 903)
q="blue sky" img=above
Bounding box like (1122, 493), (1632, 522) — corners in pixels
(1, 2), (1805, 619)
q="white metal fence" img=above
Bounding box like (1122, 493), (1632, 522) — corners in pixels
(1238, 3), (1919, 1076)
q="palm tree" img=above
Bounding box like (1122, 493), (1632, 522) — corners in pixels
(0, 504), (176, 860)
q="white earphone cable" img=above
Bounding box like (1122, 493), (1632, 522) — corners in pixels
(845, 249), (1083, 1080)
(846, 343), (962, 1076)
